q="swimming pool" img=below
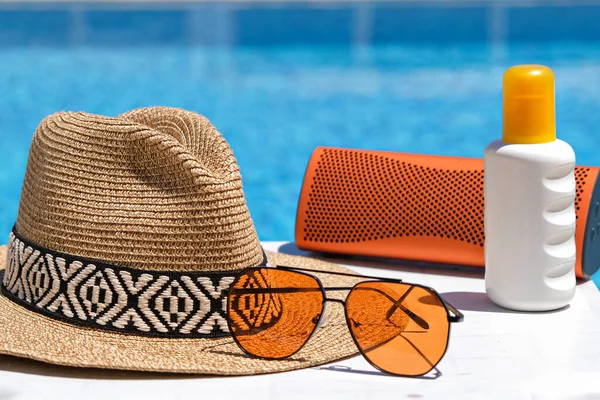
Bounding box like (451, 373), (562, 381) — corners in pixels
(2, 1), (600, 285)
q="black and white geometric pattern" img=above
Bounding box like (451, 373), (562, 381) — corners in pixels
(1, 229), (266, 338)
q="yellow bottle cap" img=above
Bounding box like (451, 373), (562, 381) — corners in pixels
(502, 64), (556, 144)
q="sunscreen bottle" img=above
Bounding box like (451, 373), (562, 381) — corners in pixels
(484, 65), (576, 311)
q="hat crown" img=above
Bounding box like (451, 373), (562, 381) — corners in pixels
(15, 106), (263, 272)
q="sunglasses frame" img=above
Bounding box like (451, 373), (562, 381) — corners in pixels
(225, 264), (464, 377)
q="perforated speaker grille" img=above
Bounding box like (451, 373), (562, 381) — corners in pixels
(302, 149), (590, 246)
(575, 167), (590, 217)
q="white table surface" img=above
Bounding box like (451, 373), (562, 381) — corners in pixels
(1, 241), (600, 400)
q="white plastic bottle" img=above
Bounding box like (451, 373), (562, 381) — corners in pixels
(484, 64), (576, 312)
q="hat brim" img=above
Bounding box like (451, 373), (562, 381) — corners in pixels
(0, 246), (360, 375)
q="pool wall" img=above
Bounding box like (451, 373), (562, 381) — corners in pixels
(2, 0), (600, 47)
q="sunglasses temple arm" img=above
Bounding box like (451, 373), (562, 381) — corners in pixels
(228, 286), (431, 329)
(275, 265), (403, 283)
(442, 299), (464, 323)
(382, 286), (431, 331)
(351, 286), (430, 330)
(274, 265), (459, 324)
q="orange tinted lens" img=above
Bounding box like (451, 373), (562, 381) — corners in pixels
(228, 268), (324, 359)
(346, 282), (449, 376)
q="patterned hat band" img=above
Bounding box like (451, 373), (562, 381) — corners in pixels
(1, 227), (269, 338)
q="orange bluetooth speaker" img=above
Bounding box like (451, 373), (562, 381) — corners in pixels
(295, 147), (600, 279)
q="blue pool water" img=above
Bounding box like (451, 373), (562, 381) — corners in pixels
(2, 2), (600, 286)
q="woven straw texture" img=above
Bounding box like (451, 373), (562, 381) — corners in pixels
(0, 107), (361, 374)
(17, 106), (263, 272)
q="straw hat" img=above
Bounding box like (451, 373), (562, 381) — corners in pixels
(0, 106), (360, 375)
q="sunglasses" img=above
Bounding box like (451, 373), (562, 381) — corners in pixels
(225, 265), (464, 377)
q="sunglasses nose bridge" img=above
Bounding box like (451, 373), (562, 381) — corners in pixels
(324, 297), (346, 305)
(313, 298), (347, 331)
